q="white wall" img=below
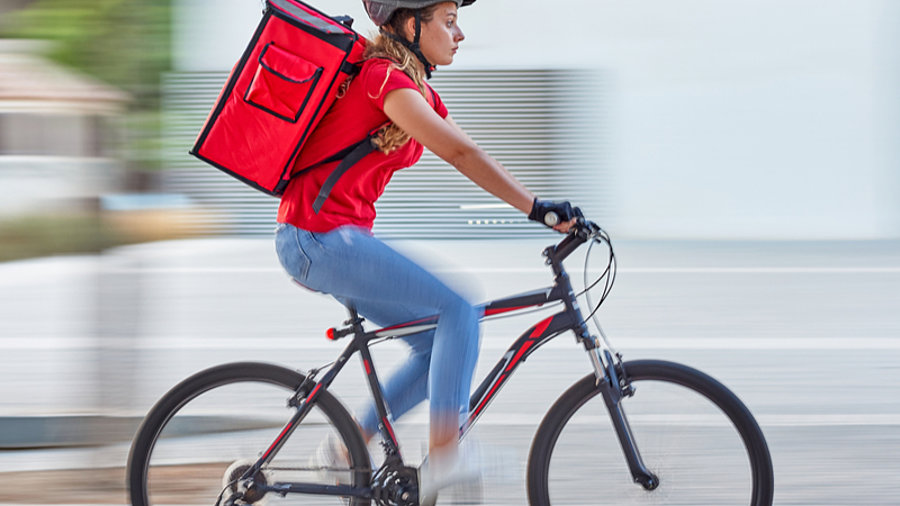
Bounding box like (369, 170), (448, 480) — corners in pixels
(877, 1), (900, 237)
(587, 1), (898, 239)
(173, 0), (899, 239)
(172, 0), (263, 71)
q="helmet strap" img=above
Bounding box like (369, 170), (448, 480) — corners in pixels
(381, 11), (435, 79)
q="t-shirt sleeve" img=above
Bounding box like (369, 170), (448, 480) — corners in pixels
(363, 59), (449, 119)
(429, 85), (449, 118)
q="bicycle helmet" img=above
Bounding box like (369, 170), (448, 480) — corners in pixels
(362, 0), (476, 78)
(363, 0), (476, 27)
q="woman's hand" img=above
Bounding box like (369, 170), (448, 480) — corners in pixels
(554, 218), (579, 234)
(528, 199), (583, 233)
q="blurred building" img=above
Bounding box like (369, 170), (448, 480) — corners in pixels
(164, 0), (900, 240)
(0, 39), (128, 216)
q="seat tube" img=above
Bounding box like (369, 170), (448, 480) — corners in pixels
(357, 340), (401, 457)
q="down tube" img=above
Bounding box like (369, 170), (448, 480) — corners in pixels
(461, 311), (575, 436)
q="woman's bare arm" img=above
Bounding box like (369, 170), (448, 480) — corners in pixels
(382, 87), (535, 215)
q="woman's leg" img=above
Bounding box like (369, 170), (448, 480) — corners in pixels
(343, 297), (434, 441)
(275, 224), (481, 455)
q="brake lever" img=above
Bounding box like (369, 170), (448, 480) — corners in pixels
(573, 217), (600, 239)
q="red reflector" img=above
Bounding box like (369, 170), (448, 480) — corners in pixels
(326, 328), (336, 340)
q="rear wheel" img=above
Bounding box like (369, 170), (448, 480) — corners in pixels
(127, 362), (371, 505)
(527, 360), (773, 505)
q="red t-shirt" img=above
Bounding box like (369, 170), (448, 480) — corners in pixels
(277, 58), (448, 232)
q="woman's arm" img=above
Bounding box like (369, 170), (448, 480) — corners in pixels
(383, 87), (535, 215)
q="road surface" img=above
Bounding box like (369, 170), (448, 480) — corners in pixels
(0, 237), (898, 504)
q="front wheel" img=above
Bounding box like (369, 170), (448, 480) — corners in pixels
(127, 362), (372, 505)
(527, 360), (774, 505)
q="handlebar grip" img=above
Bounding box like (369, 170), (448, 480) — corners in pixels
(544, 211), (560, 227)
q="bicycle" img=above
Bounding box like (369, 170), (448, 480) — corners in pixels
(127, 219), (775, 505)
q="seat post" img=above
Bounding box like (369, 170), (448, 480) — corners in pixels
(342, 303), (366, 336)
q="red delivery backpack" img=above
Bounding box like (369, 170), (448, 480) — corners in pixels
(190, 0), (370, 205)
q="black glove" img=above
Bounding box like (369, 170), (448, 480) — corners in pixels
(528, 198), (583, 228)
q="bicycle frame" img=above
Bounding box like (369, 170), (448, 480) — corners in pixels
(229, 229), (657, 503)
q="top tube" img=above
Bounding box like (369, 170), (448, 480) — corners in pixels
(340, 221), (601, 341)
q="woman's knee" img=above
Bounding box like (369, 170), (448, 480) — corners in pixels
(443, 294), (479, 324)
(405, 329), (436, 356)
(437, 297), (480, 355)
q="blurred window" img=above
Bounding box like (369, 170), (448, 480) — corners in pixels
(0, 113), (107, 157)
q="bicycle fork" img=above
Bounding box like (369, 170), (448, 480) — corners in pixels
(587, 342), (660, 491)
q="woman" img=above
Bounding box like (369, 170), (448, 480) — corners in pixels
(275, 0), (582, 498)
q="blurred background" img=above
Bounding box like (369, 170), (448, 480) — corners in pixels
(0, 0), (898, 504)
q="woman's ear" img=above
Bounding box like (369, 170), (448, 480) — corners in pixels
(403, 15), (416, 40)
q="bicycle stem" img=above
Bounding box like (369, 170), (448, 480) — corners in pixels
(544, 234), (593, 344)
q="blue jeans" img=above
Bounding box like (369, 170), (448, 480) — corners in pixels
(274, 223), (481, 438)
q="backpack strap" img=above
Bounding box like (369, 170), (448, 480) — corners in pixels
(311, 133), (378, 213)
(292, 121), (389, 213)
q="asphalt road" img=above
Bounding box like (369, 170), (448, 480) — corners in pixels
(1, 237), (898, 505)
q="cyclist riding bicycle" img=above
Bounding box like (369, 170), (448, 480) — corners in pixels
(274, 0), (582, 500)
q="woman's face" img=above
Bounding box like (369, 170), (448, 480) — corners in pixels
(410, 2), (465, 66)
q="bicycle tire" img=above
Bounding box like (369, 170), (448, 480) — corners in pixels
(527, 359), (774, 505)
(127, 361), (372, 505)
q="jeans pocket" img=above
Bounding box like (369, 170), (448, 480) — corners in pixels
(275, 224), (312, 283)
(305, 230), (326, 251)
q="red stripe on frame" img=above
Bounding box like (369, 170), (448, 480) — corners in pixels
(382, 416), (398, 445)
(379, 316), (437, 332)
(530, 316), (554, 338)
(364, 359), (372, 375)
(473, 373), (507, 417)
(262, 420), (294, 459)
(483, 305), (532, 316)
(505, 339), (536, 372)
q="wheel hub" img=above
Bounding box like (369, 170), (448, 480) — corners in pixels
(222, 459), (268, 505)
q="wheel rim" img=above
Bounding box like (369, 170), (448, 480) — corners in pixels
(539, 373), (761, 505)
(132, 370), (366, 505)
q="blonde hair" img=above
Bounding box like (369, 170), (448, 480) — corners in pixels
(363, 6), (439, 153)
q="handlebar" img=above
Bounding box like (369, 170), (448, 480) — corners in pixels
(543, 211), (561, 227)
(546, 218), (604, 265)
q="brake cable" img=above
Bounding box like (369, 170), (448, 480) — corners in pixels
(581, 228), (622, 364)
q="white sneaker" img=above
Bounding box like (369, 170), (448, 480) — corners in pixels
(417, 443), (482, 505)
(309, 435), (351, 485)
